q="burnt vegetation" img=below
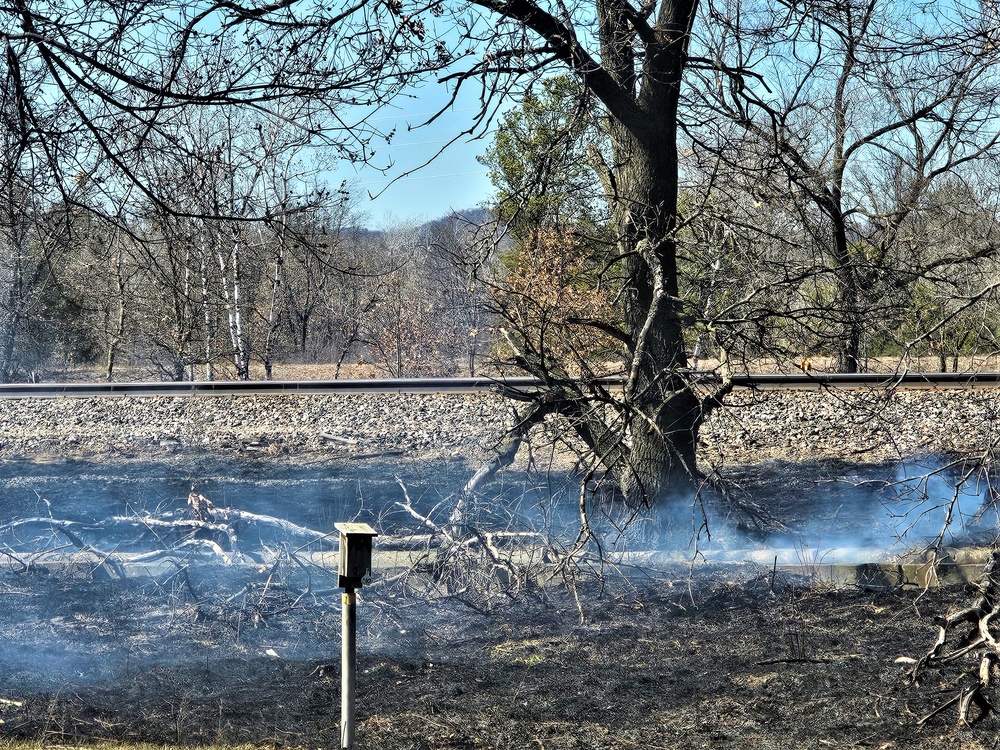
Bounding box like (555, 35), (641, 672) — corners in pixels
(5, 0), (1000, 746)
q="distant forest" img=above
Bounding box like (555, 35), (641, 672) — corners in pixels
(6, 0), (1000, 387)
(0, 197), (496, 382)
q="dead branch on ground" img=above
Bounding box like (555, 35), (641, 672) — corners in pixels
(908, 547), (1000, 727)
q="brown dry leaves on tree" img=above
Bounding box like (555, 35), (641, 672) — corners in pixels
(495, 228), (620, 373)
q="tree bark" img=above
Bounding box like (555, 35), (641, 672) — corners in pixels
(464, 0), (702, 505)
(594, 0), (701, 503)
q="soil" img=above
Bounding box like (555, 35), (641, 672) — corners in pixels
(0, 452), (998, 749)
(0, 563), (993, 749)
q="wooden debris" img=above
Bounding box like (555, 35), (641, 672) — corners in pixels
(320, 432), (358, 446)
(0, 491), (340, 579)
(909, 547), (1000, 726)
(350, 450), (405, 460)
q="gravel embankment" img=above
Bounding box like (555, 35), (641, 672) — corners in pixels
(700, 388), (1000, 464)
(0, 393), (516, 461)
(0, 388), (996, 465)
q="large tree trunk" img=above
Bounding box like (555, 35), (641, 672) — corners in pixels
(595, 3), (701, 504)
(621, 389), (700, 504)
(468, 0), (702, 506)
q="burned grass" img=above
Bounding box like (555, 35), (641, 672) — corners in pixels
(0, 564), (997, 750)
(357, 579), (1000, 750)
(0, 453), (998, 748)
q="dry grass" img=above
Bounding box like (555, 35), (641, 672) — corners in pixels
(41, 353), (1000, 385)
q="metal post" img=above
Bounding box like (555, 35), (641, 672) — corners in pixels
(341, 587), (357, 750)
(337, 523), (375, 750)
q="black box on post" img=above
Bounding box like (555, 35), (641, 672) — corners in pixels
(335, 522), (378, 589)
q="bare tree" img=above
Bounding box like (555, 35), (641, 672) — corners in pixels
(56, 210), (145, 381)
(131, 76), (359, 380)
(363, 220), (446, 377)
(421, 211), (495, 375)
(395, 0), (1000, 510)
(132, 213), (207, 381)
(0, 0), (448, 380)
(0, 129), (82, 380)
(894, 178), (1000, 371)
(1, 1), (441, 215)
(690, 0), (1000, 372)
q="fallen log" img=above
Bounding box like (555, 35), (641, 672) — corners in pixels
(321, 432), (358, 446)
(186, 492), (333, 547)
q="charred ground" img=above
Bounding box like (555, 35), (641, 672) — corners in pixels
(0, 451), (996, 749)
(0, 565), (992, 749)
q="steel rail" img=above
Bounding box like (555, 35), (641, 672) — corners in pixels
(0, 371), (998, 398)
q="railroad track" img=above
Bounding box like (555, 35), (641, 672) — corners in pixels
(0, 370), (998, 398)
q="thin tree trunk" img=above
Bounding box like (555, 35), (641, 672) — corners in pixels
(217, 237), (250, 380)
(200, 250), (215, 381)
(104, 252), (127, 382)
(261, 214), (285, 381)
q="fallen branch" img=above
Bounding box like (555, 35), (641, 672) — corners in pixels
(0, 517), (107, 537)
(112, 515), (236, 538)
(394, 478), (454, 544)
(185, 492), (333, 547)
(213, 507), (331, 543)
(909, 547), (1000, 726)
(0, 517), (128, 579)
(351, 450), (405, 460)
(321, 432), (358, 446)
(756, 657), (833, 665)
(462, 401), (555, 496)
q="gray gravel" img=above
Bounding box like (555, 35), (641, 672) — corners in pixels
(700, 388), (1000, 465)
(0, 388), (995, 466)
(0, 393), (517, 461)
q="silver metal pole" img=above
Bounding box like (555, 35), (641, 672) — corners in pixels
(341, 588), (357, 750)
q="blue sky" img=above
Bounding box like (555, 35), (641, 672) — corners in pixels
(331, 85), (497, 228)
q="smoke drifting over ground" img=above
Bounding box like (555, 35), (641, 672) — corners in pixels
(1, 453), (994, 572)
(555, 456), (1000, 567)
(0, 450), (997, 745)
(708, 457), (997, 565)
